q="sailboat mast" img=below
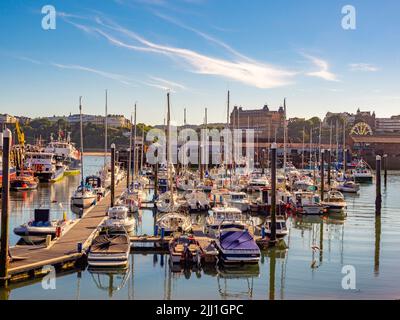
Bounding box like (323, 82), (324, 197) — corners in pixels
(283, 98), (287, 172)
(302, 127), (305, 170)
(205, 107), (208, 173)
(104, 90), (108, 166)
(128, 112), (133, 188)
(225, 90), (230, 176)
(133, 103), (137, 179)
(166, 92), (175, 208)
(79, 96), (84, 189)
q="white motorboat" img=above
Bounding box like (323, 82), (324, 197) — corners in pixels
(227, 192), (250, 212)
(71, 185), (97, 209)
(263, 217), (289, 239)
(214, 226), (260, 265)
(205, 206), (249, 236)
(336, 181), (360, 193)
(13, 209), (67, 243)
(289, 191), (326, 215)
(185, 189), (210, 212)
(88, 226), (130, 268)
(321, 190), (347, 212)
(156, 212), (192, 236)
(103, 206), (136, 234)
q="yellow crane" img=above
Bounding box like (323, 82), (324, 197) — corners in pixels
(15, 120), (25, 145)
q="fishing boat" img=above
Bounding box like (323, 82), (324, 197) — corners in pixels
(0, 157), (17, 189)
(352, 159), (373, 183)
(289, 191), (326, 215)
(71, 184), (97, 208)
(321, 190), (347, 212)
(44, 132), (80, 175)
(88, 226), (130, 268)
(214, 227), (261, 265)
(185, 189), (210, 212)
(10, 170), (39, 191)
(169, 234), (202, 265)
(25, 152), (65, 182)
(156, 212), (192, 236)
(13, 209), (67, 243)
(263, 217), (289, 239)
(336, 180), (360, 193)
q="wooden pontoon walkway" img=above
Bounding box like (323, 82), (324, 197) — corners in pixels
(7, 181), (127, 281)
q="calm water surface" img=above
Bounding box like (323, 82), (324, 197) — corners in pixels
(1, 156), (399, 300)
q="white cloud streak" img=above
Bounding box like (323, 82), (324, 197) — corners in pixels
(349, 63), (379, 72)
(66, 16), (297, 89)
(51, 63), (136, 86)
(304, 54), (338, 82)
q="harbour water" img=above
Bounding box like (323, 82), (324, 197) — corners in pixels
(1, 156), (400, 300)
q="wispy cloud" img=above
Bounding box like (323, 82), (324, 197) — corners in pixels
(349, 63), (379, 72)
(148, 76), (186, 90)
(18, 56), (42, 65)
(51, 63), (137, 86)
(67, 16), (296, 89)
(303, 54), (338, 82)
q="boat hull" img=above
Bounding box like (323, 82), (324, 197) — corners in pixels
(71, 196), (96, 208)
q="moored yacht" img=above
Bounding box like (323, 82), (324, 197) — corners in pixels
(88, 226), (130, 268)
(102, 206), (136, 234)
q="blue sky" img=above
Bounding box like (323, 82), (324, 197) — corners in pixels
(1, 0), (399, 125)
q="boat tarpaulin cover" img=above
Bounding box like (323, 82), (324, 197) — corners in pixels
(220, 231), (259, 250)
(91, 234), (129, 254)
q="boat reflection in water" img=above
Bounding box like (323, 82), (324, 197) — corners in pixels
(217, 264), (260, 300)
(89, 267), (131, 298)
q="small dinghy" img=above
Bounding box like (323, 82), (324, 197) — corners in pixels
(169, 234), (202, 265)
(264, 217), (289, 239)
(88, 226), (130, 268)
(13, 209), (66, 243)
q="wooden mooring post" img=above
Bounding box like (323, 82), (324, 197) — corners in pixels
(269, 143), (277, 246)
(327, 149), (331, 189)
(0, 129), (11, 287)
(320, 149), (325, 200)
(375, 155), (382, 215)
(383, 154), (387, 187)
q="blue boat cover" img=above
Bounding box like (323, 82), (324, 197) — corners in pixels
(220, 231), (259, 250)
